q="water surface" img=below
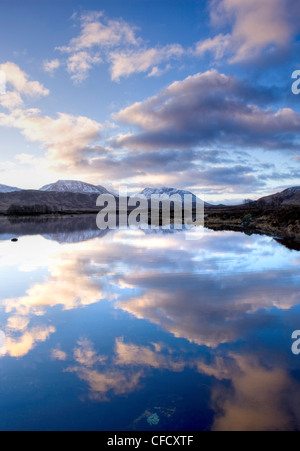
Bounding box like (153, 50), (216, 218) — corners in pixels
(0, 220), (299, 431)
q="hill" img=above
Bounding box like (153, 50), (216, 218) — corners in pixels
(0, 190), (100, 215)
(251, 187), (300, 207)
(40, 180), (110, 195)
(0, 184), (22, 193)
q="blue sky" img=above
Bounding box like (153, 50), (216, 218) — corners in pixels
(0, 0), (299, 202)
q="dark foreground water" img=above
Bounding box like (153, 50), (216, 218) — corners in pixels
(0, 220), (299, 431)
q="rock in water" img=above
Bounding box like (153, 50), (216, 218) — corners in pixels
(147, 413), (160, 425)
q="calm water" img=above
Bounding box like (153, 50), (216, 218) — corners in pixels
(0, 219), (300, 431)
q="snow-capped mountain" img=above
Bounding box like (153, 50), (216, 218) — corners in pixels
(40, 180), (110, 195)
(138, 187), (209, 206)
(140, 187), (194, 199)
(0, 184), (22, 193)
(284, 186), (300, 193)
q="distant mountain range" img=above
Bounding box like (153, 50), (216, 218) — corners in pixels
(0, 180), (299, 242)
(0, 180), (299, 209)
(0, 184), (22, 193)
(0, 180), (111, 195)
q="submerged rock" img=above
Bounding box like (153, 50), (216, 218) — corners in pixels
(147, 413), (160, 426)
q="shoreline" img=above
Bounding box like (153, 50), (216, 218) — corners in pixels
(205, 205), (300, 242)
(0, 204), (299, 249)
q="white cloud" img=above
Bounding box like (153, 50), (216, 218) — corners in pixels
(113, 69), (300, 151)
(0, 62), (49, 98)
(198, 0), (298, 63)
(0, 108), (103, 166)
(58, 11), (138, 53)
(210, 353), (300, 431)
(194, 33), (232, 59)
(0, 91), (23, 109)
(0, 62), (49, 110)
(51, 349), (67, 361)
(56, 11), (140, 82)
(53, 3), (299, 83)
(56, 12), (183, 82)
(43, 59), (61, 76)
(67, 51), (102, 84)
(109, 44), (184, 82)
(5, 325), (55, 358)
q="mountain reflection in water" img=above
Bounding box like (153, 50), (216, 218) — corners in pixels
(0, 216), (299, 431)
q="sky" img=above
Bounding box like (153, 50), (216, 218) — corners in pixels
(0, 0), (300, 203)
